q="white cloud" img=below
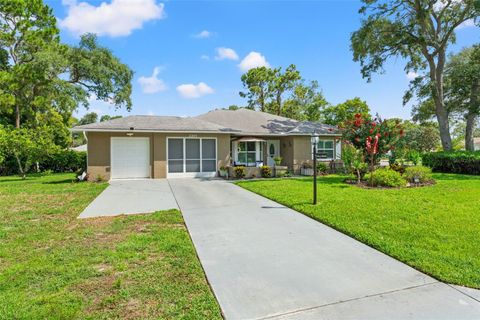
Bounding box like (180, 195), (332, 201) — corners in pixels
(138, 66), (167, 94)
(238, 51), (270, 72)
(215, 47), (239, 60)
(406, 71), (419, 80)
(59, 0), (165, 37)
(193, 30), (213, 38)
(200, 54), (210, 60)
(176, 82), (214, 99)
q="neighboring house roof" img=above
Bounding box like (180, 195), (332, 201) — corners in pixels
(72, 115), (234, 133)
(71, 109), (340, 136)
(196, 109), (340, 136)
(70, 144), (87, 152)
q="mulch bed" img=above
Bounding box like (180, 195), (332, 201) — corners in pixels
(344, 179), (436, 189)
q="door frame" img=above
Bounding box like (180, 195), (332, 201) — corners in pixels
(166, 137), (218, 178)
(266, 139), (280, 167)
(110, 137), (151, 180)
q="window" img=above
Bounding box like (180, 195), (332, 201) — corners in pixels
(316, 139), (334, 159)
(236, 141), (262, 166)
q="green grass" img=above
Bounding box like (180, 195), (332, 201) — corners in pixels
(0, 173), (221, 320)
(237, 174), (480, 289)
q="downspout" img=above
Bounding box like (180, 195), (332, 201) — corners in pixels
(83, 131), (88, 172)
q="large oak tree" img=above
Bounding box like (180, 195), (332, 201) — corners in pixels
(351, 0), (478, 151)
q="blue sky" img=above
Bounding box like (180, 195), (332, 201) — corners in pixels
(48, 0), (479, 120)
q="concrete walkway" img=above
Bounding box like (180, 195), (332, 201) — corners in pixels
(79, 179), (178, 218)
(168, 178), (480, 320)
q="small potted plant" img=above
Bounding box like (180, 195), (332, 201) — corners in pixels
(301, 162), (314, 176)
(219, 166), (228, 178)
(273, 156), (283, 166)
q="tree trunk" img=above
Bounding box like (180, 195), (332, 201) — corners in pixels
(14, 154), (26, 179)
(15, 105), (20, 128)
(427, 54), (453, 151)
(465, 112), (476, 151)
(276, 93), (282, 116)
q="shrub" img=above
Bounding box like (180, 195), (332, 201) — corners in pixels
(404, 166), (433, 183)
(405, 150), (421, 165)
(389, 163), (406, 174)
(316, 162), (328, 174)
(261, 165), (272, 178)
(40, 150), (87, 173)
(422, 151), (480, 175)
(234, 166), (246, 179)
(365, 168), (407, 187)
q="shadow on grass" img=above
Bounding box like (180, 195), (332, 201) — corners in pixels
(433, 173), (480, 181)
(42, 179), (76, 185)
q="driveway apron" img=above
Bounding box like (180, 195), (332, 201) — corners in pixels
(79, 179), (178, 218)
(168, 178), (480, 320)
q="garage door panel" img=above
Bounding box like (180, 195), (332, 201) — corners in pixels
(111, 138), (150, 179)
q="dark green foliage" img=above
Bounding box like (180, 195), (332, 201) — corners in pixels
(40, 150), (86, 173)
(365, 168), (406, 187)
(261, 165), (272, 178)
(234, 166), (246, 179)
(316, 162), (328, 174)
(422, 151), (480, 175)
(404, 166), (433, 183)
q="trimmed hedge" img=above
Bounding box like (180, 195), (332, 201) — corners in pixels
(422, 151), (480, 175)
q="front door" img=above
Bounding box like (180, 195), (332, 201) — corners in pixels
(266, 140), (280, 167)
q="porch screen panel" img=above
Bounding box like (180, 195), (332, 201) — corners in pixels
(168, 139), (184, 173)
(202, 139), (216, 172)
(186, 139), (201, 172)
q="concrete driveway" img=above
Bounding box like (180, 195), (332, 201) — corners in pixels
(78, 179), (178, 218)
(168, 178), (480, 320)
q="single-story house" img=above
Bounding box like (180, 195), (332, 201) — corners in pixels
(474, 137), (480, 151)
(72, 109), (342, 180)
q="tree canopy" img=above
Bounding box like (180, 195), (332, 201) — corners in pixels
(351, 0), (479, 151)
(239, 65), (328, 121)
(320, 97), (371, 126)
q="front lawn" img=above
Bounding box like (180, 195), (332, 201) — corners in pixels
(237, 174), (480, 289)
(0, 173), (221, 319)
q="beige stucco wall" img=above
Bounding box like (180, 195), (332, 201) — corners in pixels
(86, 131), (231, 180)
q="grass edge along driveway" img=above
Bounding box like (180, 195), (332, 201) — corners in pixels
(237, 173), (480, 289)
(0, 173), (221, 320)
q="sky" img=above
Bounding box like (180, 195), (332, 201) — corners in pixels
(47, 0), (479, 120)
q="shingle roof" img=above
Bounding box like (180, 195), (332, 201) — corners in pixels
(196, 109), (340, 135)
(72, 115), (234, 133)
(72, 109), (340, 136)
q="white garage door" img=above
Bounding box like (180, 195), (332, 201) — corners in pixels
(111, 137), (150, 179)
(167, 137), (217, 178)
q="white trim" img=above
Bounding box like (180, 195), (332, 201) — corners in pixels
(110, 137), (151, 180)
(312, 138), (336, 161)
(166, 137), (217, 178)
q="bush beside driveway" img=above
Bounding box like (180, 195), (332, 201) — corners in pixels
(0, 174), (221, 319)
(237, 173), (480, 289)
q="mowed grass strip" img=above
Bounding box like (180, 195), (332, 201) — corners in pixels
(237, 174), (480, 289)
(0, 173), (221, 320)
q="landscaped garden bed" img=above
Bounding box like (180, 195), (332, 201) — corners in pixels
(0, 173), (221, 319)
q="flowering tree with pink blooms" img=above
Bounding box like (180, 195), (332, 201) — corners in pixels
(340, 114), (405, 184)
